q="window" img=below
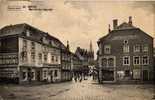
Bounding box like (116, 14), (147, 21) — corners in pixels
(104, 45), (111, 54)
(26, 30), (31, 36)
(123, 45), (129, 53)
(102, 58), (107, 66)
(133, 56), (140, 65)
(143, 44), (148, 52)
(134, 45), (140, 52)
(54, 70), (58, 77)
(124, 40), (128, 44)
(123, 56), (130, 65)
(23, 40), (27, 50)
(44, 54), (47, 62)
(43, 70), (47, 78)
(51, 55), (54, 62)
(22, 51), (27, 62)
(56, 56), (58, 62)
(108, 58), (114, 66)
(31, 42), (35, 50)
(142, 56), (149, 65)
(31, 52), (35, 62)
(38, 53), (42, 63)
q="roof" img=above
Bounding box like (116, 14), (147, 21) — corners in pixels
(75, 47), (94, 59)
(98, 22), (153, 43)
(116, 22), (136, 30)
(0, 23), (26, 37)
(0, 23), (70, 51)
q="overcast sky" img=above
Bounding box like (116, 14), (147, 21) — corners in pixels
(0, 0), (154, 58)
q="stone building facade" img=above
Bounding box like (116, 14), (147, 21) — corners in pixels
(0, 23), (72, 83)
(97, 17), (154, 83)
(75, 45), (94, 75)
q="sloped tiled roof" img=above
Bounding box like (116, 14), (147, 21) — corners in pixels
(0, 23), (26, 37)
(116, 22), (136, 30)
(98, 22), (153, 43)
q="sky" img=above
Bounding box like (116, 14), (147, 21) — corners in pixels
(0, 0), (155, 58)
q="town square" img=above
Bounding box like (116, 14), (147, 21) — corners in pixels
(0, 0), (155, 100)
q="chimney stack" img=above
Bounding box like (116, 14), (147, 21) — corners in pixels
(108, 24), (111, 33)
(113, 19), (118, 30)
(67, 40), (70, 50)
(128, 16), (132, 26)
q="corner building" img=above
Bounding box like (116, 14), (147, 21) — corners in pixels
(0, 23), (72, 83)
(97, 17), (154, 83)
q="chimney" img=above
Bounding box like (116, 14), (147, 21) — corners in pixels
(113, 19), (118, 30)
(66, 40), (70, 50)
(108, 24), (111, 33)
(128, 16), (132, 26)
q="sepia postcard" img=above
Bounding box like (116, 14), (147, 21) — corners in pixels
(0, 0), (155, 100)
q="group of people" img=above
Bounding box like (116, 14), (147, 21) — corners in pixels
(73, 72), (84, 82)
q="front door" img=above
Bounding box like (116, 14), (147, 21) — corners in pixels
(143, 70), (148, 81)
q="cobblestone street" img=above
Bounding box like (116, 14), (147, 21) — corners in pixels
(0, 77), (154, 100)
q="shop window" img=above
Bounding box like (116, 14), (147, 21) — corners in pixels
(43, 70), (47, 78)
(125, 70), (130, 77)
(22, 71), (27, 80)
(54, 70), (58, 77)
(31, 72), (35, 80)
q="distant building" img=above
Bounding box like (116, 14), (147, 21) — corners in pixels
(60, 41), (72, 81)
(71, 53), (82, 75)
(75, 43), (94, 75)
(0, 23), (72, 83)
(97, 17), (154, 83)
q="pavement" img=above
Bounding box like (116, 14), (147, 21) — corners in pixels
(0, 77), (154, 100)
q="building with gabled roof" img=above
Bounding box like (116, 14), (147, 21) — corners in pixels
(0, 23), (72, 83)
(97, 17), (154, 83)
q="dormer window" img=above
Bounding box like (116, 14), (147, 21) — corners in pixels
(26, 30), (31, 37)
(104, 45), (111, 54)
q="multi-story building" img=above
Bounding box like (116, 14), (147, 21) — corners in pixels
(71, 53), (82, 75)
(97, 17), (154, 83)
(75, 44), (94, 75)
(0, 23), (71, 83)
(60, 41), (72, 81)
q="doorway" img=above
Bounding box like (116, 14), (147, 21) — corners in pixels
(143, 70), (148, 81)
